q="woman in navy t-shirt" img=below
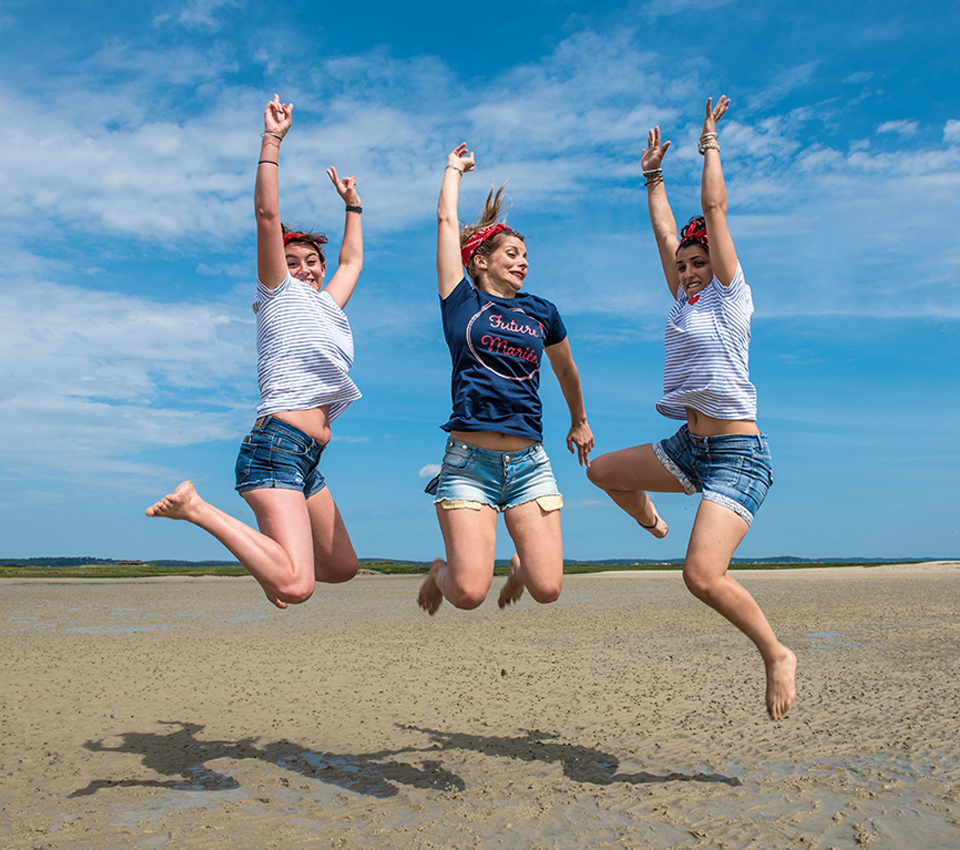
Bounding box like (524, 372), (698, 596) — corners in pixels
(418, 143), (594, 615)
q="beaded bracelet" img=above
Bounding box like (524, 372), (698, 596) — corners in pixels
(698, 141), (721, 155)
(642, 168), (664, 187)
(345, 205), (363, 214)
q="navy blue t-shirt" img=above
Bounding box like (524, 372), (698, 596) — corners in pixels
(440, 278), (567, 441)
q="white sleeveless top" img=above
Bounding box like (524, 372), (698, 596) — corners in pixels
(656, 262), (757, 421)
(253, 273), (361, 421)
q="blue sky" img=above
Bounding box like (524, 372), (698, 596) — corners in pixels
(1, 0), (957, 562)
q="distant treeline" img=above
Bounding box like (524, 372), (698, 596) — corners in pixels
(0, 555), (943, 568)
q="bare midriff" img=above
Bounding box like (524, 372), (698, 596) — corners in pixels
(262, 406), (333, 446)
(685, 408), (759, 437)
(448, 430), (537, 451)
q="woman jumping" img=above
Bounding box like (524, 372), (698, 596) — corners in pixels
(418, 143), (594, 614)
(146, 95), (364, 609)
(586, 97), (797, 719)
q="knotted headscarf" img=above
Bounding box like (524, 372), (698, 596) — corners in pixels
(678, 216), (708, 250)
(283, 231), (327, 261)
(460, 223), (513, 267)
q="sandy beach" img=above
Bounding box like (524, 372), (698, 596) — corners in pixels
(2, 562), (959, 849)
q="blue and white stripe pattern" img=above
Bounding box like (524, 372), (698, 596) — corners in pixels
(656, 263), (757, 422)
(253, 273), (361, 422)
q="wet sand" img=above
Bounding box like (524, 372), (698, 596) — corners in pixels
(2, 562), (959, 849)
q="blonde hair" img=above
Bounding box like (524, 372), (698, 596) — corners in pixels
(460, 182), (524, 277)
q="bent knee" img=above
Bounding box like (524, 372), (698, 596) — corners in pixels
(317, 555), (359, 584)
(526, 580), (561, 604)
(585, 457), (608, 488)
(682, 567), (719, 601)
(276, 579), (315, 605)
(446, 582), (489, 610)
(586, 454), (624, 490)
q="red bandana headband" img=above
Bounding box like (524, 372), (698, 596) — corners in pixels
(283, 231), (326, 260)
(679, 218), (709, 249)
(460, 223), (512, 267)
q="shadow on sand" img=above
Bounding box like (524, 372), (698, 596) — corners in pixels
(71, 720), (739, 800)
(400, 725), (741, 787)
(71, 721), (463, 799)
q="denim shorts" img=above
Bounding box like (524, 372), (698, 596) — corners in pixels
(429, 439), (563, 512)
(234, 415), (326, 499)
(653, 425), (773, 525)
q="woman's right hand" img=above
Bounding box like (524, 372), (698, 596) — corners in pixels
(448, 142), (475, 174)
(264, 94), (293, 140)
(641, 126), (670, 171)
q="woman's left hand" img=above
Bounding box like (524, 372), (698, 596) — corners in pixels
(566, 420), (595, 467)
(702, 95), (731, 137)
(327, 166), (361, 207)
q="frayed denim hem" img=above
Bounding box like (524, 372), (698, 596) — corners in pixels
(703, 490), (754, 525)
(653, 441), (697, 495)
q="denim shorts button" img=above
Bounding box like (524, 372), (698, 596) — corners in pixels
(504, 455), (511, 461)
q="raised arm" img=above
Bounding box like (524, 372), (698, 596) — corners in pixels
(255, 94), (293, 290)
(437, 143), (475, 299)
(642, 126), (681, 299)
(699, 95), (738, 286)
(321, 167), (363, 309)
(545, 339), (594, 467)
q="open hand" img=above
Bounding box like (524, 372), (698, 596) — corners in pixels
(702, 95), (731, 137)
(641, 126), (671, 172)
(448, 142), (476, 174)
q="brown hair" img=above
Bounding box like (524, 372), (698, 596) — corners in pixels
(282, 224), (328, 262)
(460, 182), (524, 277)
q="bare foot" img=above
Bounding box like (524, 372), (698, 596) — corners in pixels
(145, 481), (206, 521)
(418, 558), (445, 615)
(638, 503), (668, 539)
(498, 554), (525, 609)
(765, 645), (797, 720)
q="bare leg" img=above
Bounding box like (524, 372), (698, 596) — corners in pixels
(305, 486), (358, 584)
(498, 553), (525, 608)
(587, 444), (683, 538)
(683, 499), (797, 720)
(502, 501), (563, 604)
(418, 505), (498, 614)
(146, 481), (315, 608)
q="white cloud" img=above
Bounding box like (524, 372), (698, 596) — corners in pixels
(944, 119), (960, 144)
(154, 0), (240, 30)
(419, 464), (441, 479)
(0, 276), (253, 485)
(746, 62), (820, 112)
(878, 119), (919, 137)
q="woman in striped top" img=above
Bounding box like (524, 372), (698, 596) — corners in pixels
(146, 95), (363, 609)
(587, 97), (796, 720)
